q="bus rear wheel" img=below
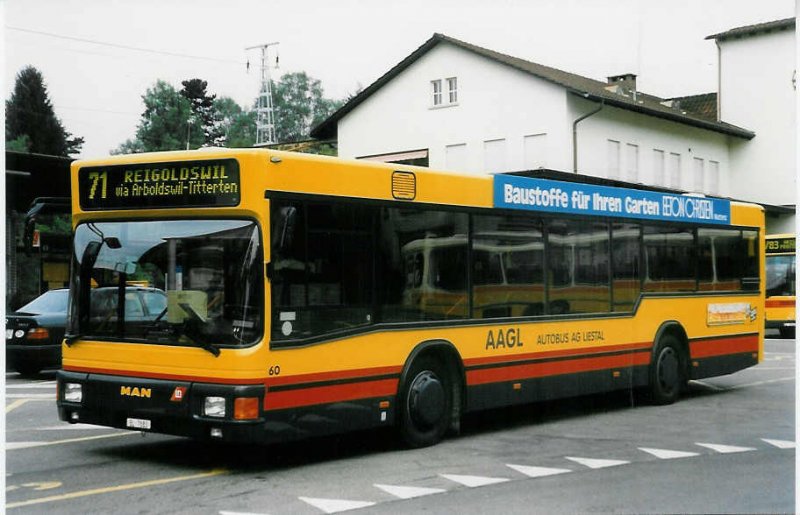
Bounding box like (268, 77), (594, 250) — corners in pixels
(399, 356), (452, 448)
(648, 334), (685, 405)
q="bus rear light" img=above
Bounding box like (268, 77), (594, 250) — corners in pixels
(234, 397), (259, 420)
(26, 327), (50, 340)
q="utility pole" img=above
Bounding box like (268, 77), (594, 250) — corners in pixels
(246, 42), (279, 146)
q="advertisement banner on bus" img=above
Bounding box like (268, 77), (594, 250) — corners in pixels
(494, 175), (730, 225)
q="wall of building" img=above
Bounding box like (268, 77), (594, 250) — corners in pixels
(338, 43), (572, 173)
(568, 95), (732, 196)
(718, 28), (796, 211)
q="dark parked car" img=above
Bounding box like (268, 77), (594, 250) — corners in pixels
(6, 288), (69, 375)
(6, 287), (168, 375)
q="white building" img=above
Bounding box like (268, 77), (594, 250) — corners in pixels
(707, 18), (796, 233)
(311, 28), (794, 232)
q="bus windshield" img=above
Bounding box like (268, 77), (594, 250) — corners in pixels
(766, 254), (796, 297)
(68, 219), (263, 349)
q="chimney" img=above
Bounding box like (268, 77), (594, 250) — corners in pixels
(606, 73), (637, 97)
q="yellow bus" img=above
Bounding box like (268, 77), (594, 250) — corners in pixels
(765, 234), (795, 338)
(57, 149), (764, 447)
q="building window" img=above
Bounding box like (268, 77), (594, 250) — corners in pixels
(484, 139), (507, 172)
(523, 133), (547, 169)
(445, 143), (467, 171)
(693, 157), (704, 192)
(653, 149), (665, 186)
(626, 143), (639, 182)
(607, 140), (620, 179)
(431, 80), (442, 106)
(447, 77), (458, 103)
(669, 152), (681, 189)
(708, 160), (720, 194)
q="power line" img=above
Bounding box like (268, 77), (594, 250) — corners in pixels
(6, 25), (246, 66)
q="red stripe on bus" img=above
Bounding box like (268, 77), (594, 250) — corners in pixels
(264, 378), (399, 411)
(466, 352), (652, 386)
(689, 334), (759, 359)
(463, 341), (652, 368)
(264, 365), (402, 387)
(766, 299), (796, 308)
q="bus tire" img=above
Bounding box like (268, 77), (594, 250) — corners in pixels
(648, 333), (685, 405)
(398, 355), (452, 448)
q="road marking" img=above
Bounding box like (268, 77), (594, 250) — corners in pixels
(5, 469), (226, 509)
(506, 464), (572, 478)
(6, 393), (55, 399)
(6, 399), (30, 413)
(638, 447), (699, 459)
(691, 380), (725, 391)
(440, 474), (509, 487)
(219, 511), (269, 515)
(6, 432), (134, 450)
(6, 382), (57, 389)
(565, 456), (629, 469)
(38, 424), (107, 431)
(21, 482), (62, 491)
(730, 376), (795, 390)
(695, 443), (756, 453)
(374, 483), (445, 499)
(298, 497), (375, 513)
(762, 438), (796, 449)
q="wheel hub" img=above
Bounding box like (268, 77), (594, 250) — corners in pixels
(408, 371), (445, 428)
(658, 348), (679, 392)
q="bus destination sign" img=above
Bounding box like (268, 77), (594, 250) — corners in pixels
(78, 159), (240, 210)
(765, 236), (795, 254)
(494, 175), (731, 225)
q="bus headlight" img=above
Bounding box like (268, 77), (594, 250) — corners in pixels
(64, 383), (83, 403)
(203, 396), (226, 418)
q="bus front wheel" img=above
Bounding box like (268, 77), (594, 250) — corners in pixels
(648, 334), (685, 405)
(399, 356), (452, 448)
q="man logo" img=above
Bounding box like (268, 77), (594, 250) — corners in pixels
(170, 386), (187, 402)
(120, 386), (152, 398)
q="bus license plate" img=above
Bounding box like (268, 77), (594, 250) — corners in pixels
(126, 417), (151, 430)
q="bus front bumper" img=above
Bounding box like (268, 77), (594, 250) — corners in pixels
(56, 370), (267, 443)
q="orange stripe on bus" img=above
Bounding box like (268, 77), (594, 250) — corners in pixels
(766, 299), (796, 308)
(466, 352), (652, 386)
(689, 334), (759, 359)
(264, 378), (398, 410)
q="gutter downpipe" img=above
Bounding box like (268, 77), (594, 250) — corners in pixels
(572, 97), (605, 173)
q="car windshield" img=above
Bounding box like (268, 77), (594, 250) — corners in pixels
(18, 289), (69, 315)
(68, 219), (263, 349)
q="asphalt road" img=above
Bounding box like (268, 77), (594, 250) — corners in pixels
(5, 337), (796, 514)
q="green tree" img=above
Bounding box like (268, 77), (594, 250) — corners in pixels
(215, 96), (257, 148)
(114, 80), (193, 154)
(272, 72), (344, 142)
(181, 78), (223, 146)
(5, 65), (84, 156)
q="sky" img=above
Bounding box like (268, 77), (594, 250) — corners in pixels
(3, 0), (796, 158)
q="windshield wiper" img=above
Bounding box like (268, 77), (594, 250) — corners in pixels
(179, 303), (221, 357)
